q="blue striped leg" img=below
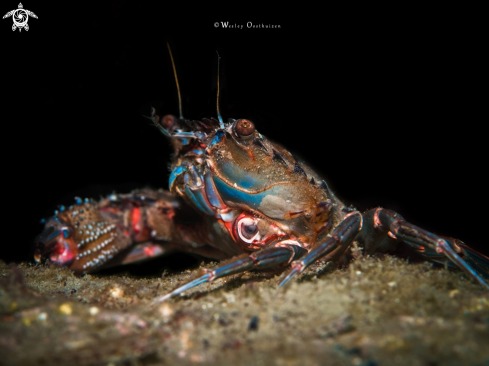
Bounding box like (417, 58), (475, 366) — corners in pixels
(154, 243), (307, 303)
(279, 211), (363, 287)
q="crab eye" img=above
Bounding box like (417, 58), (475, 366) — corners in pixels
(237, 217), (260, 243)
(234, 119), (255, 139)
(160, 114), (177, 129)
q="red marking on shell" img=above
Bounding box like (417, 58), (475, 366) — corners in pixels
(132, 207), (141, 234)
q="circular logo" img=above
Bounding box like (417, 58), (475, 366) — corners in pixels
(13, 9), (28, 27)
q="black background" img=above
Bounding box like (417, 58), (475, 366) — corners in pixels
(2, 2), (487, 270)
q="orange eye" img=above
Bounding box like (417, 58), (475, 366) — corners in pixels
(161, 114), (176, 129)
(234, 119), (255, 139)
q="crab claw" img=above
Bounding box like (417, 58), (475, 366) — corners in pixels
(34, 217), (78, 269)
(34, 198), (133, 274)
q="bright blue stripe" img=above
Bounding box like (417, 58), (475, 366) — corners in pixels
(184, 186), (215, 216)
(169, 165), (186, 191)
(212, 175), (265, 209)
(218, 159), (257, 189)
(207, 130), (224, 150)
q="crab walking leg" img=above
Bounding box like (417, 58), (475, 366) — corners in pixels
(116, 242), (230, 266)
(454, 241), (489, 280)
(279, 211), (363, 287)
(415, 237), (489, 281)
(371, 208), (489, 289)
(154, 244), (306, 303)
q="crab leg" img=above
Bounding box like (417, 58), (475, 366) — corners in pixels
(279, 211), (363, 287)
(154, 244), (307, 303)
(363, 208), (489, 289)
(114, 241), (230, 265)
(454, 241), (489, 280)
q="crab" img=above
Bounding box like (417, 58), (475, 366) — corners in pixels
(34, 45), (489, 302)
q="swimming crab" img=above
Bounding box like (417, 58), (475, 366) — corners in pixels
(34, 46), (489, 302)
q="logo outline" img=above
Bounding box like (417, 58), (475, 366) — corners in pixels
(3, 3), (38, 32)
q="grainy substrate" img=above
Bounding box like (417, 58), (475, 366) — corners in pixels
(1, 256), (488, 366)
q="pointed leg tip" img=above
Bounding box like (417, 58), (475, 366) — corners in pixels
(151, 273), (212, 306)
(279, 266), (302, 287)
(478, 278), (489, 291)
(152, 293), (173, 305)
(439, 240), (489, 291)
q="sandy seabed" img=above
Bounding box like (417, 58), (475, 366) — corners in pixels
(1, 255), (488, 366)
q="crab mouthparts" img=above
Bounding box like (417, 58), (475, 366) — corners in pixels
(35, 228), (78, 268)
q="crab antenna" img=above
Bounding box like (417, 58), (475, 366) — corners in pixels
(166, 42), (183, 120)
(216, 51), (224, 128)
